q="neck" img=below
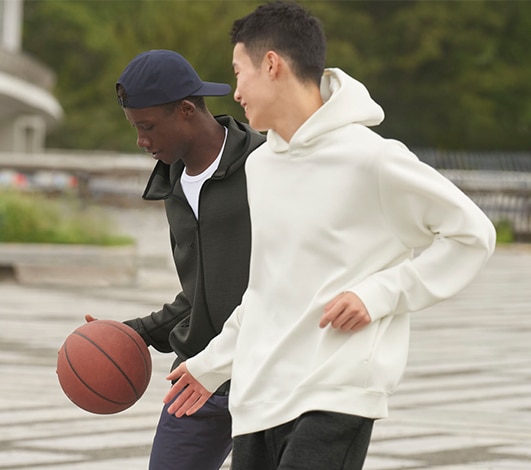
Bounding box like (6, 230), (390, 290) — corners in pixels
(274, 80), (323, 143)
(183, 117), (225, 176)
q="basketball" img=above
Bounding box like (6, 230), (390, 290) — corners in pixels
(56, 319), (152, 414)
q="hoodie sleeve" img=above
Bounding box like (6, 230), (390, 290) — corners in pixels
(352, 140), (496, 321)
(124, 291), (191, 353)
(185, 303), (243, 392)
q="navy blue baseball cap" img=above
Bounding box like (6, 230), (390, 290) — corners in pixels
(116, 49), (231, 108)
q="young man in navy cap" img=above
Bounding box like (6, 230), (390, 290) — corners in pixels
(89, 49), (264, 469)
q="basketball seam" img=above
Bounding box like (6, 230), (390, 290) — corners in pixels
(99, 321), (151, 386)
(72, 330), (142, 400)
(63, 341), (134, 405)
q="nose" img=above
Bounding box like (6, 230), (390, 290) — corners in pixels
(233, 87), (241, 103)
(136, 132), (150, 150)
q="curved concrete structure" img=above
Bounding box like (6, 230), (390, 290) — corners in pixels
(0, 69), (63, 123)
(0, 0), (63, 152)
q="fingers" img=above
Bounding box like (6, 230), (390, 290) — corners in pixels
(320, 292), (371, 332)
(164, 363), (213, 417)
(320, 292), (349, 328)
(166, 385), (210, 417)
(166, 362), (187, 382)
(333, 311), (366, 331)
(163, 364), (188, 405)
(84, 314), (97, 322)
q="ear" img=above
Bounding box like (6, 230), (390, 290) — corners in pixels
(264, 51), (282, 79)
(179, 99), (196, 117)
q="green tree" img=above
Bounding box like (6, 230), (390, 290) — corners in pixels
(371, 0), (531, 150)
(24, 0), (261, 151)
(23, 0), (531, 152)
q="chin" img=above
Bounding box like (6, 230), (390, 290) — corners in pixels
(247, 118), (267, 133)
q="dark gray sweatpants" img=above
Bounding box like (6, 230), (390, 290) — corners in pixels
(231, 411), (374, 470)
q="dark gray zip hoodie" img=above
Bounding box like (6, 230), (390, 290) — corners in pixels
(125, 115), (265, 372)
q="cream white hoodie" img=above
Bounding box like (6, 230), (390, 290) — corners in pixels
(187, 68), (496, 437)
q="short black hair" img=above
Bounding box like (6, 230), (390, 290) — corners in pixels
(162, 96), (206, 114)
(231, 1), (326, 86)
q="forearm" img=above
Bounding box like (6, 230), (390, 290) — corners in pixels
(355, 142), (496, 321)
(124, 292), (191, 353)
(186, 303), (243, 391)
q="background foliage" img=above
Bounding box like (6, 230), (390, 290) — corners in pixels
(22, 0), (531, 152)
(0, 190), (133, 245)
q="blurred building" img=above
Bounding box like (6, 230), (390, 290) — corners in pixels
(0, 0), (62, 152)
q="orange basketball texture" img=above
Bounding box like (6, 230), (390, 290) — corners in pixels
(57, 320), (152, 414)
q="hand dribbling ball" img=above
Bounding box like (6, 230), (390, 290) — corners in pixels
(57, 320), (152, 414)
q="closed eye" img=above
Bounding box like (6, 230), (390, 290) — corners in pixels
(135, 124), (154, 131)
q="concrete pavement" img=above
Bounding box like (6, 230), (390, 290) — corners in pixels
(1, 206), (530, 469)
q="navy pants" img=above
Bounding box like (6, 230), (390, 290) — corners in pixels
(231, 411), (374, 470)
(148, 393), (232, 470)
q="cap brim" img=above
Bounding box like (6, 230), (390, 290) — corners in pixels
(192, 82), (231, 97)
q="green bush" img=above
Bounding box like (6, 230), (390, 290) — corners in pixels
(494, 219), (514, 244)
(0, 190), (133, 246)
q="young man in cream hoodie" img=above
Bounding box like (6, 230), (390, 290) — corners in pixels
(162, 2), (496, 469)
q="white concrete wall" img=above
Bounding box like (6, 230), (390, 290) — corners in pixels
(0, 0), (23, 52)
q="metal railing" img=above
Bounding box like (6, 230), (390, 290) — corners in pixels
(0, 149), (153, 203)
(416, 150), (531, 241)
(1, 148), (530, 240)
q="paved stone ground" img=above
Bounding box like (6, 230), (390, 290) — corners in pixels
(1, 206), (530, 469)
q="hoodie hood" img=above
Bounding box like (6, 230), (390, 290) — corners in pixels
(143, 115), (264, 200)
(267, 68), (385, 153)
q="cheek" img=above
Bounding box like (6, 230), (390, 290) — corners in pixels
(238, 71), (259, 97)
(236, 77), (248, 98)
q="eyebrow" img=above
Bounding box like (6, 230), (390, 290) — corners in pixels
(128, 119), (155, 129)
